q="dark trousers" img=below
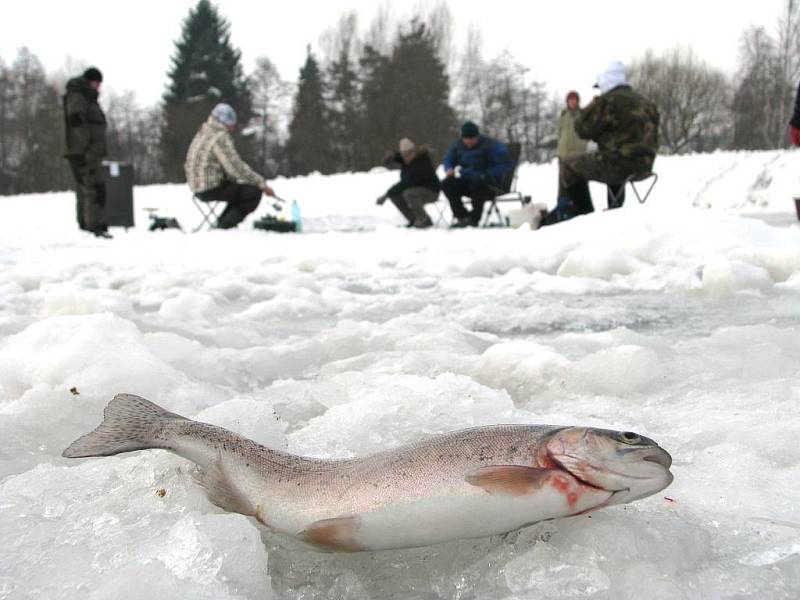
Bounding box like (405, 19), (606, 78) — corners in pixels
(388, 187), (438, 225)
(550, 152), (649, 224)
(442, 177), (495, 224)
(68, 157), (107, 233)
(197, 181), (262, 229)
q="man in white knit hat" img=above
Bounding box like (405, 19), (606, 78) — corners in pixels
(543, 61), (659, 226)
(185, 103), (278, 229)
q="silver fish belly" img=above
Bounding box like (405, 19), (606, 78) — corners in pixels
(63, 394), (674, 552)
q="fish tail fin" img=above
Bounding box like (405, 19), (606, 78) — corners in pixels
(62, 393), (187, 458)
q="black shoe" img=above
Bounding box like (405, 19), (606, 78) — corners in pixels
(93, 230), (113, 239)
(450, 217), (470, 229)
(413, 217), (433, 229)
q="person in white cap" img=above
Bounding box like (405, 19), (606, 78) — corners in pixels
(185, 103), (277, 229)
(376, 138), (440, 228)
(543, 60), (659, 226)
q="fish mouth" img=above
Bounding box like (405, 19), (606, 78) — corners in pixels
(567, 468), (628, 495)
(549, 450), (672, 495)
(642, 452), (672, 470)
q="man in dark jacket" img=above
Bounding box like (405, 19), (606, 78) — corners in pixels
(441, 122), (513, 227)
(63, 67), (110, 238)
(377, 138), (440, 228)
(789, 80), (800, 146)
(547, 61), (659, 225)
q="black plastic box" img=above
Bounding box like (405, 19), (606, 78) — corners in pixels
(102, 161), (135, 228)
(253, 215), (297, 233)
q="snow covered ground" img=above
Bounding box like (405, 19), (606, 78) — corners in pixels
(1, 150), (799, 599)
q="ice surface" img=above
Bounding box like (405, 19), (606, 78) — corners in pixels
(1, 150), (799, 598)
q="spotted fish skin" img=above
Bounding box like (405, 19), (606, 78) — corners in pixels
(63, 394), (673, 552)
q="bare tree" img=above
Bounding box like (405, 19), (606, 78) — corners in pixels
(363, 2), (394, 55)
(733, 27), (781, 149)
(105, 91), (166, 184)
(452, 46), (554, 162)
(630, 47), (732, 153)
(248, 57), (292, 176)
(319, 11), (361, 63)
(424, 0), (455, 71)
(452, 24), (485, 121)
(4, 48), (68, 193)
(774, 0), (800, 145)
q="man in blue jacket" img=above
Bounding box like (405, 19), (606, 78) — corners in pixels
(442, 121), (513, 227)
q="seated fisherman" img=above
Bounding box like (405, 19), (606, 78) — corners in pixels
(185, 103), (278, 229)
(376, 138), (440, 228)
(441, 121), (513, 228)
(545, 61), (659, 226)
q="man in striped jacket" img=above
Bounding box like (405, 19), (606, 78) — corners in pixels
(185, 103), (277, 229)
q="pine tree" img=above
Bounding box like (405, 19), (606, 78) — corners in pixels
(358, 20), (456, 168)
(161, 0), (252, 181)
(286, 48), (334, 175)
(388, 20), (456, 158)
(327, 49), (362, 172)
(358, 44), (393, 168)
(6, 49), (66, 193)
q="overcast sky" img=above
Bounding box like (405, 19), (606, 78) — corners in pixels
(0, 0), (785, 107)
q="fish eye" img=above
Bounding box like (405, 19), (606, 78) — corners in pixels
(617, 431), (642, 445)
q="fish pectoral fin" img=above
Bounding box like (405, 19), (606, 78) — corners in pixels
(297, 516), (365, 553)
(193, 457), (256, 518)
(465, 465), (554, 496)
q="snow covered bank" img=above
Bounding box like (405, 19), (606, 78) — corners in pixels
(1, 150), (799, 599)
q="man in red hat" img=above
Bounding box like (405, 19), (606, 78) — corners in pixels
(789, 81), (800, 147)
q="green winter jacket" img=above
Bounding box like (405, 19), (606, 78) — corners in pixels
(556, 108), (588, 158)
(575, 85), (659, 170)
(63, 77), (107, 165)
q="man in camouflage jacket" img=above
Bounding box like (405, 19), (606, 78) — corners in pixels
(550, 61), (659, 224)
(185, 103), (276, 229)
(63, 67), (110, 237)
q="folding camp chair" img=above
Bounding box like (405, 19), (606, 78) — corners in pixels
(480, 142), (530, 227)
(432, 197), (450, 226)
(191, 194), (223, 232)
(608, 171), (658, 209)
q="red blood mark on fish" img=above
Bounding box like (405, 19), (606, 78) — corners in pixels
(548, 474), (580, 507)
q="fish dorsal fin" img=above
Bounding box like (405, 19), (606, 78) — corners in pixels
(465, 465), (553, 496)
(193, 455), (256, 518)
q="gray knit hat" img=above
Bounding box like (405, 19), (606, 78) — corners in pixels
(398, 138), (416, 154)
(211, 103), (237, 126)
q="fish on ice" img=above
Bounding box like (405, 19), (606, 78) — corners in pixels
(63, 394), (674, 552)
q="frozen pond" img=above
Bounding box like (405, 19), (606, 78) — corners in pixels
(1, 152), (800, 599)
